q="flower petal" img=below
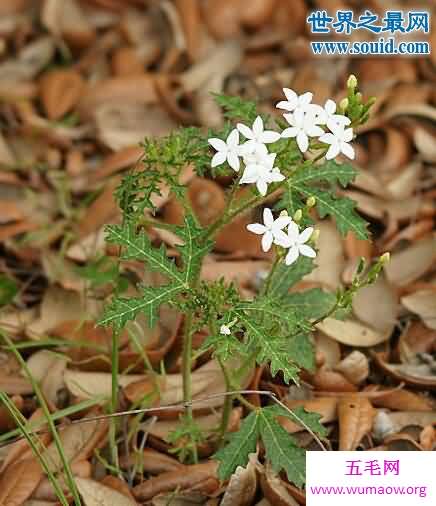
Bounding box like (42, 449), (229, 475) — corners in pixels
(227, 151), (240, 172)
(285, 246), (299, 266)
(276, 100), (295, 111)
(260, 130), (281, 143)
(325, 143), (340, 160)
(341, 142), (355, 160)
(287, 221), (299, 241)
(283, 88), (298, 104)
(299, 244), (317, 258)
(281, 127), (298, 139)
(324, 99), (336, 115)
(296, 131), (309, 153)
(283, 113), (296, 126)
(305, 124), (325, 137)
(298, 226), (314, 244)
(256, 179), (268, 196)
(252, 116), (264, 137)
(272, 229), (289, 245)
(261, 231), (274, 252)
(273, 216), (293, 230)
(247, 223), (266, 235)
(240, 165), (258, 183)
(299, 92), (313, 106)
(208, 138), (227, 151)
(319, 132), (336, 144)
(342, 128), (354, 142)
(237, 123), (254, 140)
(269, 170), (285, 182)
(263, 207), (274, 227)
(211, 151), (227, 167)
(227, 129), (240, 147)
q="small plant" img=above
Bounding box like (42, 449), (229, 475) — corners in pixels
(100, 75), (384, 484)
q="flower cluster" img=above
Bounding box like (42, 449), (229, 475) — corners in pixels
(208, 88), (354, 198)
(247, 208), (316, 265)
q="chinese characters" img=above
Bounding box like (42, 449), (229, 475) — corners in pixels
(345, 459), (400, 476)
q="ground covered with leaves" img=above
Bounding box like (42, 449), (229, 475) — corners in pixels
(0, 1), (436, 505)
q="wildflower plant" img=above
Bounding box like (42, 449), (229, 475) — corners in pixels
(100, 76), (385, 485)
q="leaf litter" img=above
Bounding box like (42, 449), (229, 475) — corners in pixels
(0, 0), (436, 504)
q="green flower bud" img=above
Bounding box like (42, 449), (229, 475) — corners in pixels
(311, 229), (320, 243)
(380, 252), (390, 264)
(306, 196), (316, 208)
(339, 98), (349, 112)
(347, 74), (358, 90)
(293, 209), (302, 222)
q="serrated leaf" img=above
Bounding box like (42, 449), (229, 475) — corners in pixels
(287, 333), (315, 372)
(268, 256), (315, 299)
(105, 224), (185, 285)
(293, 186), (368, 239)
(235, 313), (299, 384)
(214, 411), (259, 480)
(258, 410), (306, 487)
(265, 404), (327, 437)
(282, 288), (336, 320)
(175, 215), (213, 284)
(292, 161), (357, 187)
(99, 283), (183, 331)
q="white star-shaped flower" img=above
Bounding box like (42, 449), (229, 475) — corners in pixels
(281, 109), (324, 153)
(237, 116), (280, 154)
(276, 223), (316, 265)
(323, 99), (351, 130)
(240, 153), (284, 196)
(208, 129), (241, 172)
(276, 88), (313, 115)
(220, 324), (231, 335)
(246, 208), (292, 252)
(319, 123), (355, 160)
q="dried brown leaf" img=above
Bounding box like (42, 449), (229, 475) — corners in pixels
(338, 395), (375, 450)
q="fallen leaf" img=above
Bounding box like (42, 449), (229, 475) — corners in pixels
(401, 289), (436, 330)
(317, 318), (391, 347)
(39, 69), (85, 120)
(75, 477), (137, 506)
(220, 455), (257, 506)
(338, 396), (375, 450)
(0, 457), (44, 505)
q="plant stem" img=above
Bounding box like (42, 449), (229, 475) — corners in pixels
(217, 357), (232, 441)
(181, 308), (198, 463)
(260, 249), (281, 296)
(109, 329), (121, 473)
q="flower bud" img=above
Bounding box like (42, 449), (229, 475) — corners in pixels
(347, 74), (358, 90)
(339, 98), (349, 112)
(380, 252), (390, 264)
(293, 209), (302, 222)
(279, 210), (289, 218)
(311, 229), (320, 243)
(306, 196), (316, 208)
(356, 92), (363, 103)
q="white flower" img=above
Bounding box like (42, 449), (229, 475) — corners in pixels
(246, 208), (292, 252)
(281, 109), (324, 153)
(276, 88), (313, 115)
(237, 116), (280, 153)
(220, 324), (231, 335)
(240, 153), (284, 196)
(277, 223), (317, 265)
(323, 99), (351, 130)
(241, 142), (268, 166)
(319, 123), (355, 160)
(208, 129), (241, 172)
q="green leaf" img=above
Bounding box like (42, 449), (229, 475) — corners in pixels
(214, 411), (259, 480)
(258, 409), (306, 487)
(282, 288), (336, 320)
(105, 224), (185, 285)
(287, 333), (315, 372)
(175, 215), (213, 284)
(235, 313), (300, 384)
(99, 284), (183, 331)
(293, 186), (368, 239)
(265, 404), (327, 437)
(292, 160), (358, 187)
(213, 93), (258, 123)
(268, 256), (316, 299)
(0, 275), (18, 306)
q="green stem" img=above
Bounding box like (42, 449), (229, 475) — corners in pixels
(109, 329), (121, 473)
(1, 332), (82, 506)
(260, 248), (282, 296)
(217, 357), (232, 442)
(181, 308), (198, 463)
